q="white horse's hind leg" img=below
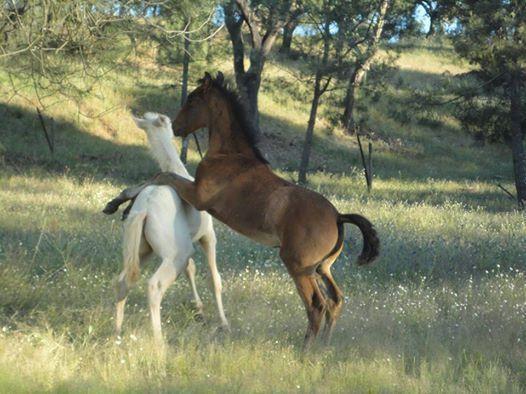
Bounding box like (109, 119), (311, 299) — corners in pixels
(115, 271), (128, 336)
(185, 258), (204, 315)
(115, 239), (151, 336)
(200, 233), (229, 329)
(148, 257), (186, 342)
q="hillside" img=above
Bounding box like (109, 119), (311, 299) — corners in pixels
(0, 39), (525, 392)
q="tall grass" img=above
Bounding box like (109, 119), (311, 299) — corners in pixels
(0, 40), (524, 392)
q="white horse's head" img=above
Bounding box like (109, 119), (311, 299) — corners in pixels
(132, 112), (186, 173)
(132, 112), (172, 140)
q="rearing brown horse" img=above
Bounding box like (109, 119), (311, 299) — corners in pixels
(104, 72), (379, 348)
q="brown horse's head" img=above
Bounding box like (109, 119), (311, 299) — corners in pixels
(172, 71), (224, 137)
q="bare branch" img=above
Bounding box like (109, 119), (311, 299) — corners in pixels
(235, 0), (263, 50)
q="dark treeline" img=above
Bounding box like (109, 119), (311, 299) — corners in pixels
(1, 0), (524, 208)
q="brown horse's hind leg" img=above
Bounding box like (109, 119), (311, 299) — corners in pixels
(292, 274), (328, 350)
(318, 269), (344, 344)
(317, 244), (344, 345)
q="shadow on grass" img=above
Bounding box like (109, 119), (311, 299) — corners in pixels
(259, 110), (511, 188)
(0, 81), (514, 211)
(0, 102), (157, 184)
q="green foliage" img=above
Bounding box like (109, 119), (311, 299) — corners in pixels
(444, 0), (526, 142)
(448, 0), (526, 73)
(1, 1), (132, 102)
(453, 84), (511, 143)
(153, 0), (218, 66)
(0, 0), (218, 108)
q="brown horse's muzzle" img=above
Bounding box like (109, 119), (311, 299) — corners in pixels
(172, 121), (184, 137)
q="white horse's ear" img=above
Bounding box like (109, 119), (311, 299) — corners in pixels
(160, 114), (171, 126)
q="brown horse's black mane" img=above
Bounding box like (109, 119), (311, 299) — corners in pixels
(200, 76), (269, 165)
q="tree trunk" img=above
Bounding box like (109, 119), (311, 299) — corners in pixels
(224, 4), (245, 83)
(342, 68), (359, 132)
(224, 0), (288, 139)
(224, 3), (263, 136)
(426, 12), (436, 38)
(232, 47), (264, 135)
(509, 75), (526, 209)
(179, 23), (191, 163)
(342, 65), (371, 132)
(279, 19), (297, 54)
(242, 75), (261, 132)
(238, 53), (263, 134)
(298, 4), (331, 184)
(298, 71), (322, 185)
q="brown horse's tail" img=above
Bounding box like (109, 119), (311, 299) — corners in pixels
(338, 214), (379, 265)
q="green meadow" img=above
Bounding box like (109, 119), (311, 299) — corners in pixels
(0, 40), (525, 392)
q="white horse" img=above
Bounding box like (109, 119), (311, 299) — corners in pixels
(115, 112), (229, 341)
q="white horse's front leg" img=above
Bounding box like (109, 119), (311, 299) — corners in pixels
(200, 232), (229, 329)
(185, 258), (204, 316)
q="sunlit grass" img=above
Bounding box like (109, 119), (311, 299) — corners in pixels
(1, 39), (525, 392)
(1, 171), (524, 392)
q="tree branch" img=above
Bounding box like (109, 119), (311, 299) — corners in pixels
(235, 0), (263, 50)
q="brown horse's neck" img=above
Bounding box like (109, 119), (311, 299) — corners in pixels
(206, 92), (257, 159)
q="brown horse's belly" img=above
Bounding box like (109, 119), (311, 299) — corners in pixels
(243, 229), (280, 247)
(206, 207), (281, 247)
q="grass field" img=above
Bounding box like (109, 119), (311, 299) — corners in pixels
(1, 39), (525, 392)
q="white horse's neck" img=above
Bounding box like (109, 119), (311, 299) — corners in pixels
(147, 131), (192, 179)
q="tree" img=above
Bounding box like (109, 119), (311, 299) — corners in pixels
(0, 1), (218, 112)
(1, 1), (128, 107)
(341, 0), (391, 133)
(298, 0), (333, 184)
(279, 6), (304, 55)
(447, 0), (526, 209)
(153, 1), (216, 163)
(417, 0), (444, 37)
(339, 0), (415, 132)
(297, 0), (414, 183)
(298, 0), (375, 183)
(279, 18), (298, 54)
(223, 0), (299, 136)
(179, 18), (192, 163)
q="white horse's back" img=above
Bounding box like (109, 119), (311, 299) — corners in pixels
(130, 185), (206, 241)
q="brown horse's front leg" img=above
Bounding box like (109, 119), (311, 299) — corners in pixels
(152, 172), (206, 210)
(103, 181), (150, 215)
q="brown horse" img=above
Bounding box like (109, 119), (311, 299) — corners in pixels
(104, 72), (379, 348)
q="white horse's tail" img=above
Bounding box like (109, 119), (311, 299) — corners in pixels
(122, 211), (147, 286)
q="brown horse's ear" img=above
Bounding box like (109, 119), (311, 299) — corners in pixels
(202, 72), (212, 91)
(216, 71), (224, 85)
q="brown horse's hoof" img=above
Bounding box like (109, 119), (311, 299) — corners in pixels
(216, 323), (231, 335)
(103, 200), (120, 215)
(193, 310), (205, 323)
